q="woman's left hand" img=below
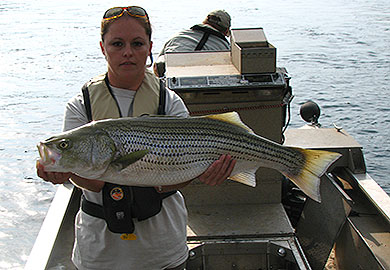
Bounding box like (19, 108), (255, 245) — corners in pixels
(198, 154), (236, 186)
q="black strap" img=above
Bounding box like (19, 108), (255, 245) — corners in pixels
(104, 75), (122, 117)
(81, 195), (105, 219)
(158, 79), (166, 115)
(191, 24), (229, 45)
(82, 82), (92, 122)
(195, 32), (211, 51)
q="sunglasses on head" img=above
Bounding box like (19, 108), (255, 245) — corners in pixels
(103, 6), (149, 21)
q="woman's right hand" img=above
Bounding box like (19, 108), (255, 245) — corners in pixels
(36, 160), (71, 185)
(37, 160), (105, 192)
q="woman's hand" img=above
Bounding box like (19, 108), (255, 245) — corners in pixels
(36, 161), (71, 185)
(155, 154), (236, 192)
(36, 161), (104, 192)
(198, 154), (236, 186)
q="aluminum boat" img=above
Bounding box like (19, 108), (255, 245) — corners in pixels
(25, 27), (390, 270)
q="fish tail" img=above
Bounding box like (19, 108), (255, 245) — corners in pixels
(283, 148), (342, 203)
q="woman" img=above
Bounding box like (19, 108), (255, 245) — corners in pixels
(36, 6), (235, 270)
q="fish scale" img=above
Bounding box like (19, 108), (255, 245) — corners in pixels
(37, 112), (341, 202)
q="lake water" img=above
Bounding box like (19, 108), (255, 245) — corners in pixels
(0, 0), (389, 268)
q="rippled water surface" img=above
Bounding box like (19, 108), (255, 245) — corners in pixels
(0, 0), (389, 268)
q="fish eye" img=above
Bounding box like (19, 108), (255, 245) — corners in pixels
(58, 139), (70, 149)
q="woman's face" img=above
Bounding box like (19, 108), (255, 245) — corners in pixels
(100, 16), (152, 85)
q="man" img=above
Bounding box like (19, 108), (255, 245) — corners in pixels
(154, 10), (231, 77)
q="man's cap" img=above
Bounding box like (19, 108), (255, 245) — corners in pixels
(206, 10), (231, 33)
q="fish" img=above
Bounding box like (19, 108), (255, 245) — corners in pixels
(37, 111), (341, 202)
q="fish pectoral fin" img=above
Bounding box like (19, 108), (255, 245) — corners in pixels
(110, 149), (149, 171)
(229, 171), (256, 187)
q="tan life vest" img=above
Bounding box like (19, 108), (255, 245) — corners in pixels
(80, 69), (174, 233)
(86, 69), (161, 120)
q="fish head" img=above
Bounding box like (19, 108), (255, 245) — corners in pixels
(37, 125), (117, 179)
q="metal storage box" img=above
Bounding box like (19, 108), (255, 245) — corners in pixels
(231, 28), (276, 74)
(165, 51), (291, 205)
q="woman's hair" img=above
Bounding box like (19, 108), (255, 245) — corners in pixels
(100, 13), (152, 42)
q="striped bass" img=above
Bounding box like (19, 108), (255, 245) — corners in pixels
(37, 112), (341, 202)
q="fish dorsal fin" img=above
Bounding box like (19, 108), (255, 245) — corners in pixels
(203, 112), (254, 133)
